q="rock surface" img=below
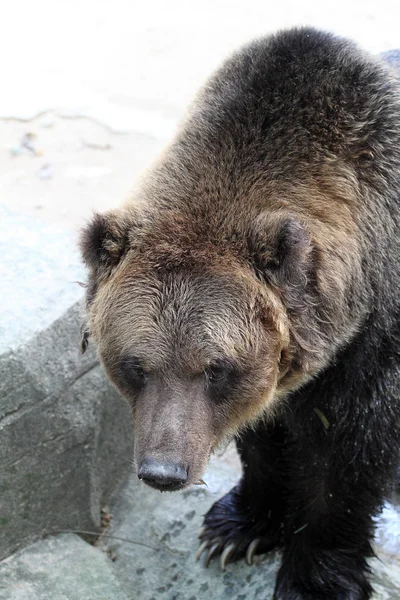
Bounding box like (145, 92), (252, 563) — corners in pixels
(0, 205), (85, 353)
(0, 533), (130, 600)
(99, 457), (280, 600)
(0, 208), (133, 559)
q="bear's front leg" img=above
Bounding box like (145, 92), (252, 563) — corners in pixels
(274, 546), (373, 600)
(198, 419), (288, 569)
(272, 425), (387, 600)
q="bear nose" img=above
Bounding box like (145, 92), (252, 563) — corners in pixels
(137, 458), (188, 491)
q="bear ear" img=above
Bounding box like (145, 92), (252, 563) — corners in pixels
(79, 210), (133, 273)
(249, 213), (312, 291)
(79, 209), (138, 352)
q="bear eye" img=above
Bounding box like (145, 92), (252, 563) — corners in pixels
(120, 355), (147, 390)
(205, 363), (228, 384)
(204, 360), (239, 401)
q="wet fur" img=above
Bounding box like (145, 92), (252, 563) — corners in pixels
(80, 28), (400, 599)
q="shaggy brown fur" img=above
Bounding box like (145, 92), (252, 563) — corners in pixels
(80, 28), (400, 600)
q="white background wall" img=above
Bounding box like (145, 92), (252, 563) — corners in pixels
(2, 0), (400, 135)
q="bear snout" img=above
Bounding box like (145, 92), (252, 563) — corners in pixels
(137, 457), (188, 492)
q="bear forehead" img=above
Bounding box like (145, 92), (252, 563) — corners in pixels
(127, 205), (264, 273)
(106, 267), (264, 333)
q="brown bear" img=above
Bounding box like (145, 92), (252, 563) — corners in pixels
(80, 27), (400, 600)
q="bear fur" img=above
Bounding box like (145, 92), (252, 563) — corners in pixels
(80, 28), (400, 600)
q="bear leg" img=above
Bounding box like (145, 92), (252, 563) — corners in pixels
(271, 408), (392, 599)
(274, 548), (373, 600)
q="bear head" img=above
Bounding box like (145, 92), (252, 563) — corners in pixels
(79, 204), (313, 491)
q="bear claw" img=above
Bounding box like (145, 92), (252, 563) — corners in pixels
(196, 540), (209, 561)
(246, 538), (260, 565)
(205, 542), (220, 567)
(196, 534), (262, 570)
(198, 526), (206, 538)
(220, 543), (236, 570)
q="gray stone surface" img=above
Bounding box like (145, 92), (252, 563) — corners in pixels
(0, 302), (97, 422)
(99, 458), (400, 600)
(0, 205), (85, 353)
(0, 364), (133, 559)
(0, 533), (130, 600)
(0, 208), (133, 558)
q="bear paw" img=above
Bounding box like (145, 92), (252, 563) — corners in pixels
(197, 485), (283, 570)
